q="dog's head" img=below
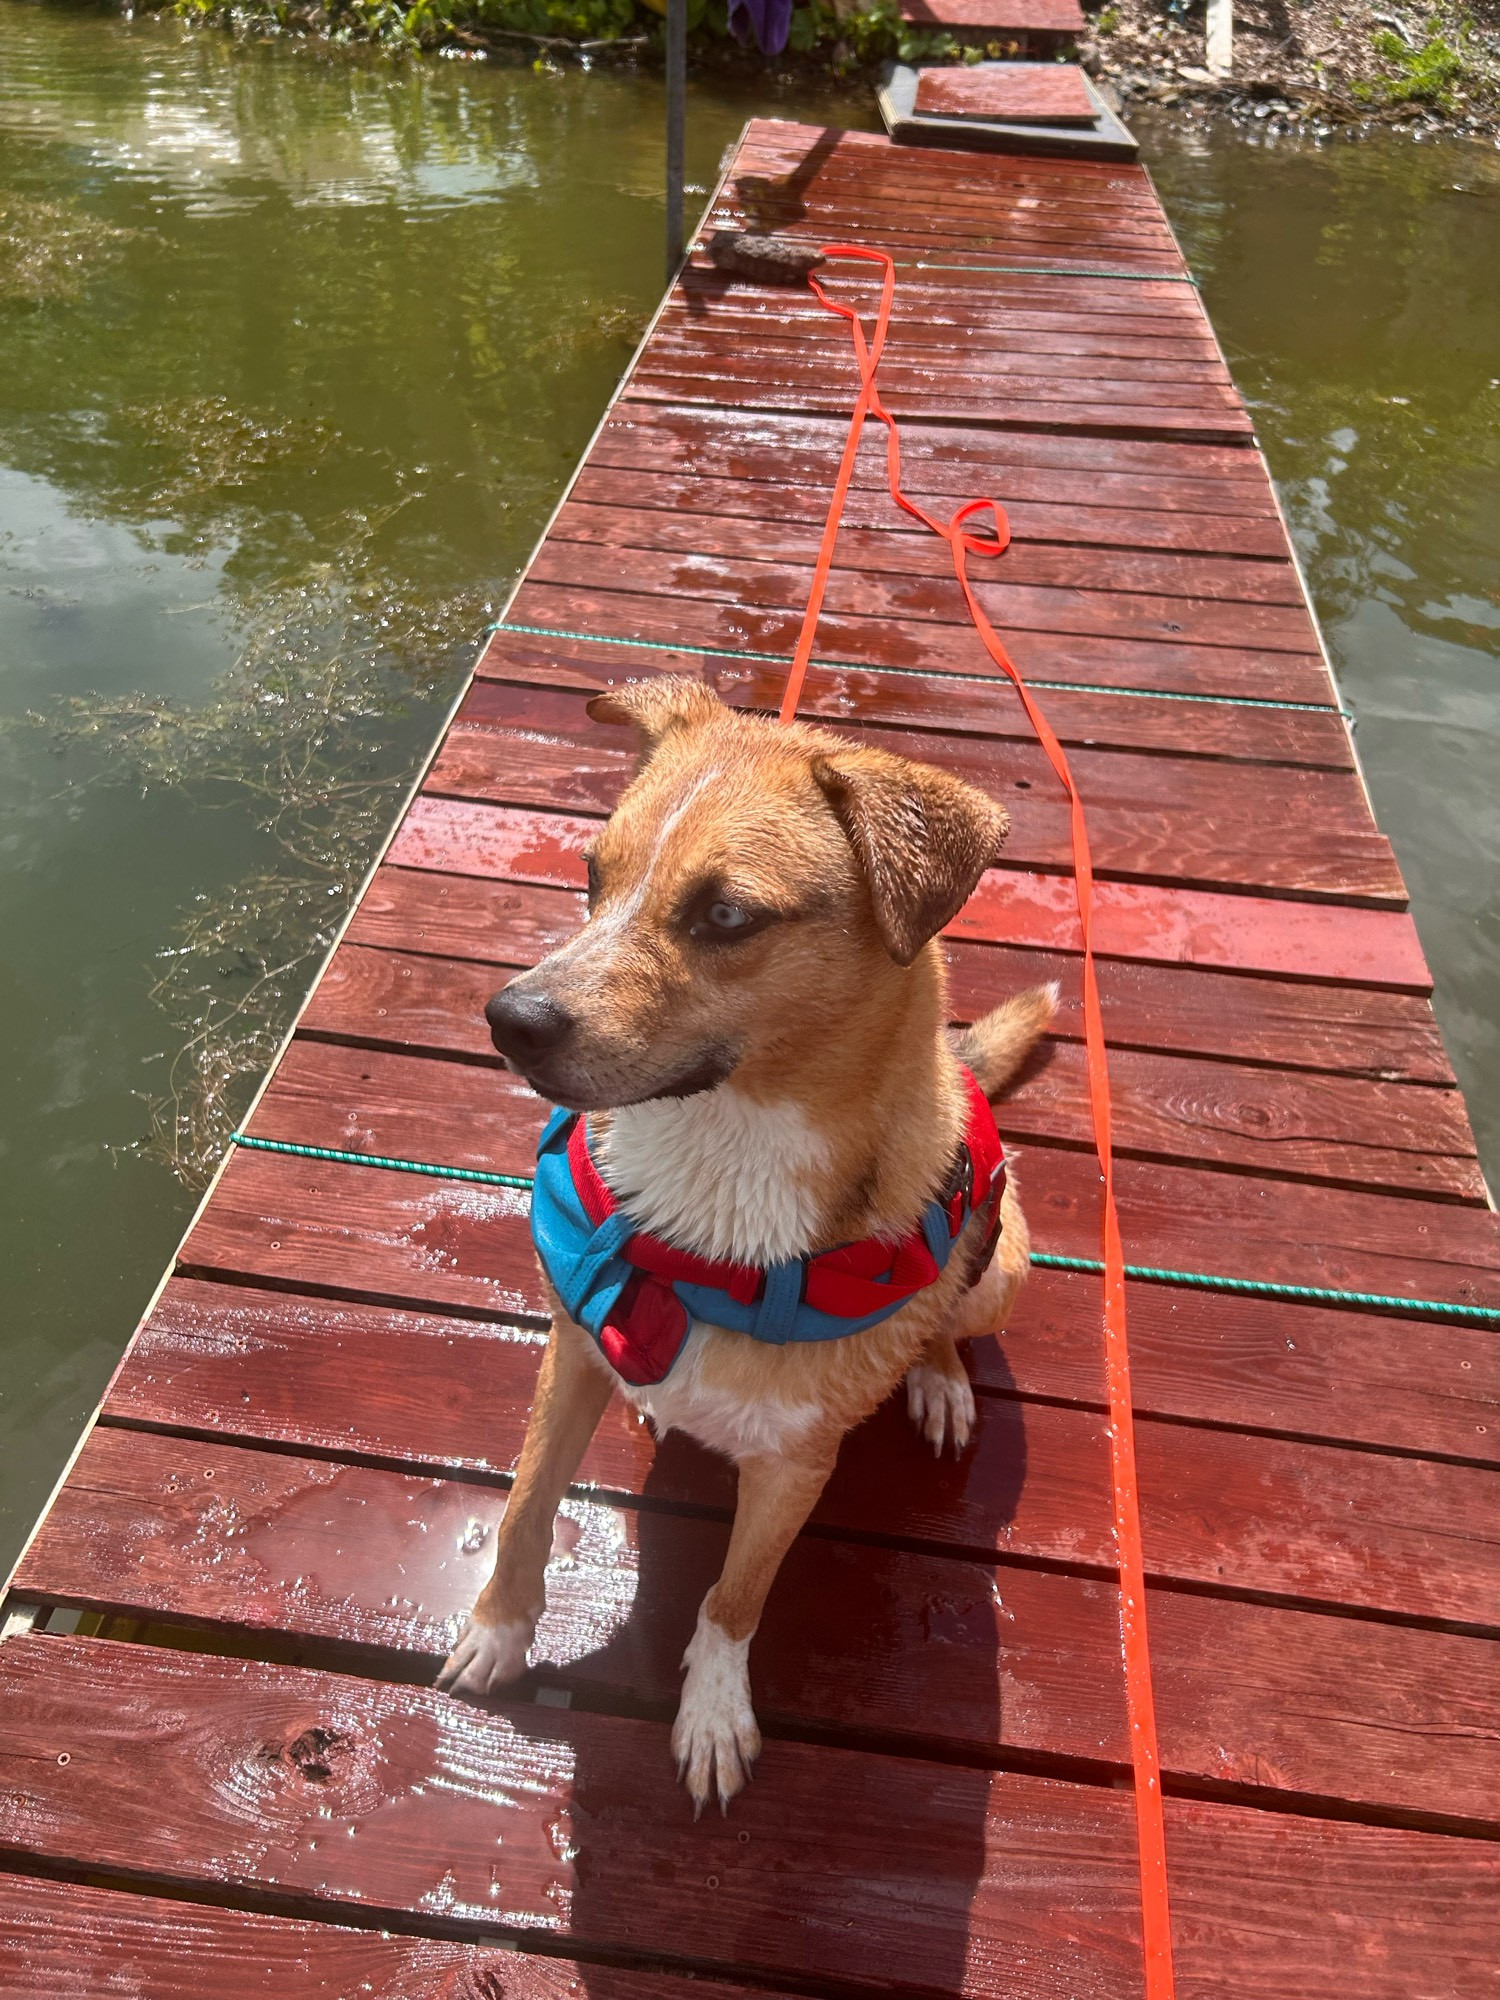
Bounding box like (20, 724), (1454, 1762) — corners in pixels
(484, 678), (1009, 1111)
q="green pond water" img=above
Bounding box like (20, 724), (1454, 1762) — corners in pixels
(0, 1), (1496, 1573)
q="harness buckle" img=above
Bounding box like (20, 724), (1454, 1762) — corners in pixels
(937, 1144), (975, 1239)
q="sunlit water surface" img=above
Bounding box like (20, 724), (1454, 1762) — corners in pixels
(1, 5), (1495, 1570)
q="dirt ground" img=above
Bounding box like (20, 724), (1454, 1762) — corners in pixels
(1075, 0), (1500, 136)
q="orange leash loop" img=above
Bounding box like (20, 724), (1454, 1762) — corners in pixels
(786, 243), (1176, 2000)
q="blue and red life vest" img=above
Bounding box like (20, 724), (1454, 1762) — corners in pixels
(530, 1068), (1006, 1387)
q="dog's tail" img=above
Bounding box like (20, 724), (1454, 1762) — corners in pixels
(955, 982), (1058, 1099)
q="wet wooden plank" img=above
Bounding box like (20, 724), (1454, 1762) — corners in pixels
(112, 1264), (1500, 1477)
(659, 293), (1225, 361)
(22, 1427), (1500, 1827)
(386, 796), (1429, 986)
(638, 329), (1237, 394)
(713, 175), (1177, 244)
(727, 124), (1163, 236)
(0, 1634), (1145, 2000)
(423, 715), (1404, 905)
(0, 1876), (748, 2000)
(477, 627), (1357, 770)
(507, 581), (1336, 705)
(4, 1635), (1500, 1995)
(654, 297), (1230, 367)
(548, 500), (1306, 605)
(698, 213), (1184, 276)
(343, 872), (1452, 1083)
(914, 64), (1099, 123)
(622, 373), (1257, 443)
(591, 404), (1279, 510)
(628, 340), (1239, 403)
(573, 459), (1294, 563)
(180, 1139), (1500, 1336)
(701, 206), (1185, 276)
(902, 0), (1086, 33)
(985, 1264), (1500, 1463)
(279, 997), (1482, 1203)
(169, 1161), (1500, 1627)
(524, 543), (1318, 656)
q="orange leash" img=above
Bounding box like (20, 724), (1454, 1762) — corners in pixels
(783, 243), (1175, 2000)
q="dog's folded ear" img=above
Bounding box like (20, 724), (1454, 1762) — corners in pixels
(586, 676), (724, 760)
(812, 748), (1010, 966)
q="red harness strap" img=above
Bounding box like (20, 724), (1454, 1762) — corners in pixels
(784, 244), (1176, 2000)
(565, 1068), (1005, 1385)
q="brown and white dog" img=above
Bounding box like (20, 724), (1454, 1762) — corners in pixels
(437, 676), (1053, 1810)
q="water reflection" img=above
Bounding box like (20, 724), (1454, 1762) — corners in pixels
(1144, 119), (1500, 1179)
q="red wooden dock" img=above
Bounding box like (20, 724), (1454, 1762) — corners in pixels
(3, 120), (1499, 1997)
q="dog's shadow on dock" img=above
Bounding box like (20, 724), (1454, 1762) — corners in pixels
(525, 1360), (1027, 1991)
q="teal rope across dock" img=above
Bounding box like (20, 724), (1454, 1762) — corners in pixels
(490, 621), (1355, 721)
(229, 1131), (1500, 1327)
(229, 1131), (532, 1191)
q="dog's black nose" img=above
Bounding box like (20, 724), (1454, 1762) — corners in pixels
(484, 985), (574, 1066)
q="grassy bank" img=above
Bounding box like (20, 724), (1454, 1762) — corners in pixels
(143, 0), (1500, 137)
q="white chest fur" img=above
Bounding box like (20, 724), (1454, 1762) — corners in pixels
(590, 1086), (832, 1458)
(596, 1086), (830, 1266)
(620, 1324), (824, 1458)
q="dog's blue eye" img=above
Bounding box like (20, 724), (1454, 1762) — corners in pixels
(690, 896), (765, 943)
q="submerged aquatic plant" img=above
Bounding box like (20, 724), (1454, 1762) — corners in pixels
(23, 560), (488, 1187)
(0, 195), (137, 307)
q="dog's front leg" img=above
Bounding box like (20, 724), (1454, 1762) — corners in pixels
(673, 1446), (834, 1815)
(438, 1311), (613, 1700)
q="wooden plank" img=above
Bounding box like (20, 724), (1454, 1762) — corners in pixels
(591, 404), (1279, 508)
(987, 1264), (1500, 1464)
(468, 656), (1336, 772)
(726, 127), (1160, 239)
(478, 627), (1357, 770)
(573, 459), (1295, 562)
(424, 714), (1404, 905)
(523, 543), (1319, 657)
(914, 65), (1100, 124)
(716, 167), (1175, 238)
(170, 1155), (1500, 1627)
(702, 210), (1182, 272)
(279, 995), (1482, 1203)
(641, 327), (1236, 393)
(902, 0), (1086, 31)
(704, 200), (1183, 271)
(623, 374), (1256, 444)
(180, 1140), (1500, 1336)
(902, 0), (1084, 29)
(343, 869), (1452, 1083)
(3, 1634), (1499, 1996)
(507, 582), (1338, 705)
(0, 1633), (1145, 1999)
(387, 796), (1431, 988)
(547, 500), (1307, 605)
(112, 1264), (1500, 1477)
(21, 1426), (1500, 1827)
(660, 293), (1226, 361)
(0, 1876), (754, 2000)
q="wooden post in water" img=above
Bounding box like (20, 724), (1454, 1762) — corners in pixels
(665, 0), (687, 282)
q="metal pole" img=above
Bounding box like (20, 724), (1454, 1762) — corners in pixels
(665, 0), (686, 284)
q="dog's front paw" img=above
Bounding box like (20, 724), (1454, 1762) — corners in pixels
(905, 1359), (976, 1457)
(672, 1609), (760, 1816)
(436, 1616), (534, 1700)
